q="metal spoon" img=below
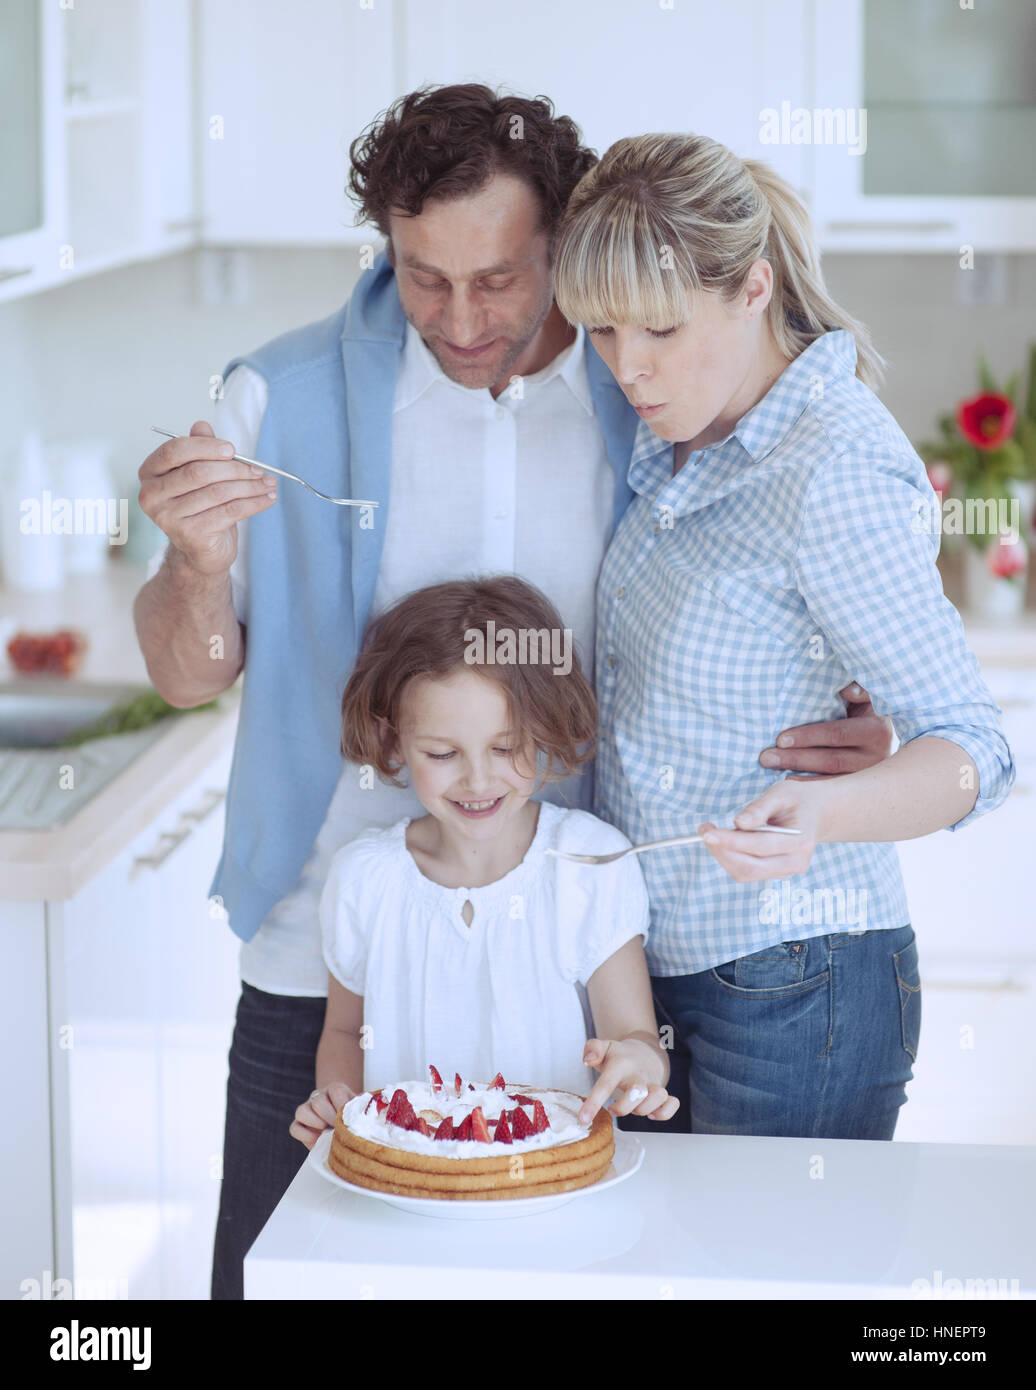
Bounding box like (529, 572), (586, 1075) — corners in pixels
(150, 427), (379, 508)
(546, 825), (803, 866)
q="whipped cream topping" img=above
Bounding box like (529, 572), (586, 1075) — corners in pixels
(342, 1079), (593, 1159)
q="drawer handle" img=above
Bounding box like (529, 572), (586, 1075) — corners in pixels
(132, 789), (225, 871)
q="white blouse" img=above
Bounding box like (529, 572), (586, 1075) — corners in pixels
(319, 801), (651, 1098)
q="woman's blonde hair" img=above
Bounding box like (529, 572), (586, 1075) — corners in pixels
(553, 132), (884, 390)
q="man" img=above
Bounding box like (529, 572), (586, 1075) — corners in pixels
(134, 84), (891, 1299)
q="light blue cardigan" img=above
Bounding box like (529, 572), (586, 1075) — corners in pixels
(209, 251), (640, 942)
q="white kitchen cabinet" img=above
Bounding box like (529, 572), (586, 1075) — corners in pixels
(397, 0), (812, 196)
(810, 0), (1036, 252)
(0, 0), (198, 304)
(198, 0), (396, 245)
(44, 742), (240, 1301)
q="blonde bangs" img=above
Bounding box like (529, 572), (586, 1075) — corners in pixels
(552, 197), (695, 331)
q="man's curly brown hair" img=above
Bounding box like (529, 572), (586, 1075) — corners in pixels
(347, 83), (598, 253)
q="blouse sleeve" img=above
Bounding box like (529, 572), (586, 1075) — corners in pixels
(794, 437), (1015, 830)
(319, 839), (374, 994)
(553, 812), (652, 986)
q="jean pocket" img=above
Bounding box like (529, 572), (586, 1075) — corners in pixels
(710, 939), (829, 995)
(893, 935), (922, 1062)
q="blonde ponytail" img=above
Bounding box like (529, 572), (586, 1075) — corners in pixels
(554, 133), (885, 391)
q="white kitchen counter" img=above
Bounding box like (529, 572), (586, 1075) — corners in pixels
(244, 1132), (1036, 1299)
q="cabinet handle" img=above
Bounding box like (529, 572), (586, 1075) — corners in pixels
(0, 267), (33, 283)
(162, 218), (203, 233)
(133, 826), (192, 871)
(181, 787), (225, 823)
(131, 789), (225, 871)
(824, 220), (958, 235)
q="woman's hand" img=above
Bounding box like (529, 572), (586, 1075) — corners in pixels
(579, 1037), (680, 1125)
(698, 779), (826, 882)
(288, 1081), (356, 1149)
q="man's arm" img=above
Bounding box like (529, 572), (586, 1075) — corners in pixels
(759, 681), (893, 778)
(133, 419), (277, 707)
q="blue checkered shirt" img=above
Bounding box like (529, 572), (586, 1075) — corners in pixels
(594, 330), (1016, 977)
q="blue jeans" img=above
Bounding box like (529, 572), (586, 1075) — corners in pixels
(211, 983), (327, 1300)
(620, 925), (920, 1140)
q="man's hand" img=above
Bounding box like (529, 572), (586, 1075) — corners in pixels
(138, 420), (278, 576)
(759, 683), (893, 779)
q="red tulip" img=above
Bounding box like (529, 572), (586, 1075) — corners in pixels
(987, 536), (1027, 580)
(957, 393), (1016, 451)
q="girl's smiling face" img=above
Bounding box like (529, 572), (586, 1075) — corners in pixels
(393, 666), (538, 837)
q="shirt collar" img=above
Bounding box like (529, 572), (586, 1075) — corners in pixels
(628, 329), (859, 493)
(393, 320), (592, 414)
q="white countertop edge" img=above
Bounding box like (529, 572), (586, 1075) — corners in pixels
(0, 689), (240, 901)
(243, 1259), (1034, 1301)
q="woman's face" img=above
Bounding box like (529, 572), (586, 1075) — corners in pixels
(585, 259), (778, 451)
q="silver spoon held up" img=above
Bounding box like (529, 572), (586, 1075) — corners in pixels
(546, 825), (803, 867)
(150, 427), (379, 509)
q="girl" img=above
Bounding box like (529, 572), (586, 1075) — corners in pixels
(550, 133), (1015, 1139)
(290, 575), (678, 1149)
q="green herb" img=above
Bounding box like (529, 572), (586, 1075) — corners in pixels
(59, 690), (218, 746)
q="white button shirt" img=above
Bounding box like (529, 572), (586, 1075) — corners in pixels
(169, 318), (616, 994)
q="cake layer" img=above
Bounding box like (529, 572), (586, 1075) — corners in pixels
(333, 1101), (613, 1178)
(333, 1153), (612, 1201)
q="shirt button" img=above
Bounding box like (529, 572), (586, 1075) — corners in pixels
(606, 654), (617, 669)
(493, 508), (508, 520)
(653, 524), (661, 535)
(494, 407), (507, 421)
(615, 586), (626, 599)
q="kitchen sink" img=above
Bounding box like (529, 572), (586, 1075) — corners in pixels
(0, 679), (176, 829)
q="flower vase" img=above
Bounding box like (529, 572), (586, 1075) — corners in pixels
(963, 538), (1028, 622)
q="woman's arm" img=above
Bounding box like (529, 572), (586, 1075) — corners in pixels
(700, 736), (978, 880)
(581, 938), (678, 1124)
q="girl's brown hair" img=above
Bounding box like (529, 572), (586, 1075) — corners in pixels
(340, 576), (597, 790)
(348, 83), (598, 253)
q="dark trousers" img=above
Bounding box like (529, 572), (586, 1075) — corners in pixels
(211, 983), (327, 1300)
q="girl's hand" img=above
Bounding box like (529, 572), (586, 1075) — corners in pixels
(698, 779), (826, 882)
(289, 1081), (356, 1149)
(579, 1038), (680, 1125)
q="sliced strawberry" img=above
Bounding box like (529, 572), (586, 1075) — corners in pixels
(454, 1114), (472, 1141)
(364, 1088), (384, 1115)
(511, 1105), (535, 1140)
(494, 1110), (513, 1144)
(488, 1072), (506, 1090)
(454, 1073), (463, 1096)
(530, 1099), (550, 1134)
(385, 1088), (409, 1125)
(373, 1092), (388, 1114)
(507, 1093), (536, 1107)
(433, 1117), (455, 1141)
(470, 1107), (492, 1143)
(428, 1064), (444, 1093)
(468, 1083), (476, 1091)
(412, 1115), (432, 1137)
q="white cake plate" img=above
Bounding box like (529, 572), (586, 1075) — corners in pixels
(308, 1126), (644, 1220)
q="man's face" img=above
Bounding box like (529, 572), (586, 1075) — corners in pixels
(387, 173), (557, 392)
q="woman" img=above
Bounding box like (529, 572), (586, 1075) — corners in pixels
(551, 133), (1015, 1139)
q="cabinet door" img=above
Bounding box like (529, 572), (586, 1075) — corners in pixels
(199, 0), (396, 244)
(399, 0), (777, 175)
(147, 757), (241, 1301)
(50, 741), (240, 1301)
(139, 0), (199, 253)
(810, 0), (1036, 251)
(894, 969), (1036, 1146)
